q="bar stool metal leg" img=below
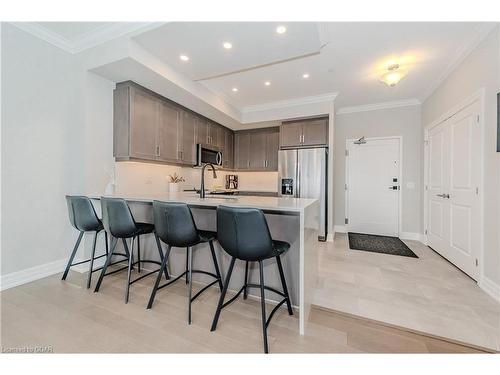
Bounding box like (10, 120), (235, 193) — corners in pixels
(62, 232), (84, 281)
(104, 231), (109, 256)
(154, 232), (170, 280)
(137, 235), (141, 273)
(187, 246), (193, 324)
(258, 260), (269, 354)
(86, 231), (98, 289)
(124, 237), (134, 303)
(210, 257), (236, 332)
(243, 261), (249, 299)
(185, 249), (189, 284)
(209, 240), (223, 291)
(276, 256), (293, 315)
(147, 244), (172, 309)
(94, 236), (117, 292)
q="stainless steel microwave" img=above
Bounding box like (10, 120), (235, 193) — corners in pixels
(196, 144), (223, 167)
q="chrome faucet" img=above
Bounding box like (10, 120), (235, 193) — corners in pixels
(200, 163), (217, 198)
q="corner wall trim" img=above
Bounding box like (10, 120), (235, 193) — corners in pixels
(0, 258), (67, 291)
(479, 276), (500, 303)
(399, 232), (422, 241)
(334, 225), (347, 234)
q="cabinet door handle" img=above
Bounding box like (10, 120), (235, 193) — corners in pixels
(156, 145), (160, 156)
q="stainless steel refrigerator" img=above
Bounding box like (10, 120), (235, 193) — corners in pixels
(278, 148), (328, 241)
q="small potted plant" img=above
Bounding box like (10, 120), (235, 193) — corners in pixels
(168, 173), (185, 193)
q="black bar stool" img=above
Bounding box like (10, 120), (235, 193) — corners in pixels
(210, 206), (293, 353)
(94, 197), (168, 303)
(147, 201), (223, 324)
(63, 195), (109, 289)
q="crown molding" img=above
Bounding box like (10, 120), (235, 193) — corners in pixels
(421, 23), (498, 102)
(10, 22), (74, 52)
(242, 92), (338, 114)
(336, 99), (421, 115)
(9, 22), (162, 54)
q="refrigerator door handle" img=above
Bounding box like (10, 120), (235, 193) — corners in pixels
(296, 155), (300, 198)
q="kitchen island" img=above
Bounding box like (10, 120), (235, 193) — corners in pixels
(91, 192), (319, 335)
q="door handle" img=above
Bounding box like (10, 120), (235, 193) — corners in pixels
(436, 194), (447, 198)
(389, 186), (399, 190)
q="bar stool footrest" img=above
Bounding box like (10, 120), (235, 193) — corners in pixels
(70, 253), (108, 267)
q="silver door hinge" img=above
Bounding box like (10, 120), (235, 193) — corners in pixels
(424, 140), (429, 146)
(345, 149), (349, 156)
(475, 187), (479, 195)
(476, 115), (480, 124)
(345, 218), (348, 224)
(475, 259), (479, 267)
(345, 184), (348, 190)
(425, 185), (428, 191)
(425, 229), (428, 235)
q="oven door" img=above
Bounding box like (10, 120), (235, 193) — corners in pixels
(197, 144), (223, 166)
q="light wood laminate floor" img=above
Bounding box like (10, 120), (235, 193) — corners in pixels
(0, 269), (489, 353)
(313, 234), (500, 352)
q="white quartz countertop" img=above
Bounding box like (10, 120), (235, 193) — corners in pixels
(91, 192), (317, 213)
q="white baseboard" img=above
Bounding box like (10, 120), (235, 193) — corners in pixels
(0, 258), (67, 291)
(326, 233), (334, 242)
(399, 232), (422, 241)
(479, 275), (500, 303)
(334, 225), (347, 234)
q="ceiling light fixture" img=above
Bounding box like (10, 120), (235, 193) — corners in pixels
(223, 42), (232, 49)
(302, 73), (310, 79)
(232, 87), (238, 92)
(276, 25), (287, 34)
(179, 54), (189, 61)
(380, 63), (407, 87)
(264, 81), (271, 86)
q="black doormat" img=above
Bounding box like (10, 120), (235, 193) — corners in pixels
(348, 232), (418, 258)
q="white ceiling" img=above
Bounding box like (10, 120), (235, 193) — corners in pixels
(130, 22), (493, 109)
(132, 22), (323, 81)
(15, 21), (497, 120)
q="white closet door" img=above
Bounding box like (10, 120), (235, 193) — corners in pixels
(427, 101), (481, 280)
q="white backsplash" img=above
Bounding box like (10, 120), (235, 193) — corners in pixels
(113, 161), (278, 195)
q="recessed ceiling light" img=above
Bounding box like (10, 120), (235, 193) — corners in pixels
(302, 73), (310, 79)
(264, 81), (271, 86)
(276, 25), (287, 34)
(232, 87), (238, 92)
(179, 54), (189, 61)
(223, 42), (233, 49)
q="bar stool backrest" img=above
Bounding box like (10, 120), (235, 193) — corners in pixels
(101, 197), (138, 238)
(153, 201), (199, 247)
(66, 195), (101, 232)
(216, 206), (274, 261)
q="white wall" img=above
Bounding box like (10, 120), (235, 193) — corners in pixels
(334, 105), (422, 235)
(422, 27), (500, 286)
(1, 23), (84, 275)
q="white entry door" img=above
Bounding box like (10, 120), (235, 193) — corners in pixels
(346, 137), (400, 236)
(427, 101), (481, 280)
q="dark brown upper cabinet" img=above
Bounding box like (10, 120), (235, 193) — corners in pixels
(234, 127), (279, 171)
(113, 81), (234, 168)
(179, 110), (197, 164)
(280, 117), (328, 148)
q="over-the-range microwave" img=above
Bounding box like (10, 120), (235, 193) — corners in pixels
(196, 144), (223, 167)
